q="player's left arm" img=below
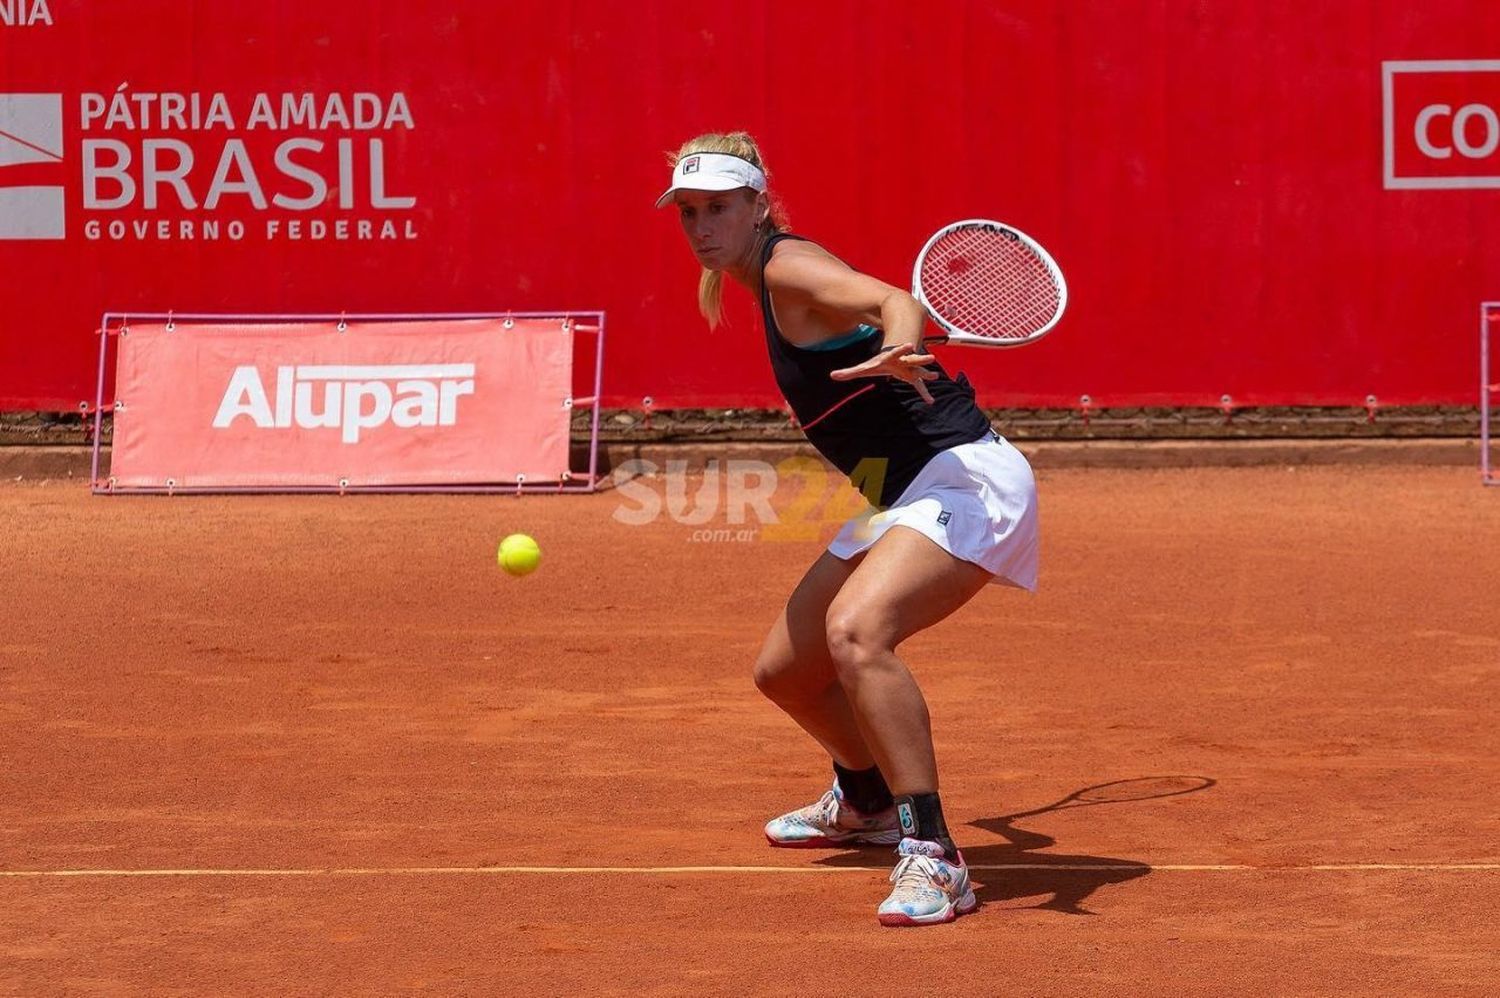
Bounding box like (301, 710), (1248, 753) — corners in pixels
(764, 245), (926, 349)
(764, 246), (938, 401)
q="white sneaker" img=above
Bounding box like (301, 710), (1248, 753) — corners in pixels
(877, 837), (979, 927)
(764, 784), (901, 848)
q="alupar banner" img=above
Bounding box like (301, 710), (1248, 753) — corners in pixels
(107, 318), (573, 488)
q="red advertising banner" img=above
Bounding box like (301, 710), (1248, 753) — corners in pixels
(3, 2), (1500, 410)
(1384, 61), (1500, 189)
(107, 318), (574, 489)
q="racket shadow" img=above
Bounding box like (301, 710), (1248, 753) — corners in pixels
(814, 775), (1216, 916)
(965, 775), (1216, 914)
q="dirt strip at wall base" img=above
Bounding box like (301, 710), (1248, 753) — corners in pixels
(0, 438), (1485, 484)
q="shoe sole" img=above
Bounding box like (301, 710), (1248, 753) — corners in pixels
(765, 830), (903, 848)
(877, 889), (979, 927)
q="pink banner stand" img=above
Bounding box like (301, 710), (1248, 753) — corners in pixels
(91, 312), (604, 495)
(1484, 302), (1499, 488)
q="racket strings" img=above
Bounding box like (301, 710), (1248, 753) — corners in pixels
(920, 228), (1061, 341)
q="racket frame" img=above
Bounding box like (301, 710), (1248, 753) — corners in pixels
(912, 218), (1068, 349)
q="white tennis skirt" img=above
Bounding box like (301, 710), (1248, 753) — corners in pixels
(827, 431), (1040, 591)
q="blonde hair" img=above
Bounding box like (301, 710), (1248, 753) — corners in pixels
(667, 131), (789, 328)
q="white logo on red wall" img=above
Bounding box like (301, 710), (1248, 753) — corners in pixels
(0, 0), (53, 27)
(0, 93), (65, 239)
(4, 89), (421, 242)
(1383, 60), (1500, 190)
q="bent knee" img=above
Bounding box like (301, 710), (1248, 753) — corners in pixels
(752, 656), (788, 698)
(824, 613), (892, 675)
(752, 653), (828, 704)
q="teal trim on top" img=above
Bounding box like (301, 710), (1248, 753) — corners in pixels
(802, 323), (880, 352)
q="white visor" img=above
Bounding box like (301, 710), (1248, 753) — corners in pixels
(654, 152), (768, 209)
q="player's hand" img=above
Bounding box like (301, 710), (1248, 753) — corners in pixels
(829, 344), (939, 404)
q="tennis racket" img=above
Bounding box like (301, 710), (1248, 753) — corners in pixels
(912, 219), (1067, 348)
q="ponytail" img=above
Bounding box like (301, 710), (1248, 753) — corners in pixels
(698, 268), (726, 328)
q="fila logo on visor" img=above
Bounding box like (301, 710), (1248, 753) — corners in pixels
(682, 156), (700, 174)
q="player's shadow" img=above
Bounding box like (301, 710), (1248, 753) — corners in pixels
(814, 775), (1216, 916)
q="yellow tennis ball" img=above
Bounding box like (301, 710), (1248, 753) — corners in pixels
(497, 533), (541, 576)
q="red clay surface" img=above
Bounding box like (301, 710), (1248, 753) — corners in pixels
(2, 465), (1498, 995)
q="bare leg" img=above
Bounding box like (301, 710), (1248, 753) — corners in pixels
(752, 550), (876, 769)
(823, 526), (992, 794)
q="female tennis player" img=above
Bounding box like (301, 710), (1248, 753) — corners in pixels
(655, 132), (1039, 927)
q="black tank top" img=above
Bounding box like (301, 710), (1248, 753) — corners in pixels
(758, 232), (993, 507)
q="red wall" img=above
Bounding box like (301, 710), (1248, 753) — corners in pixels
(2, 0), (1498, 410)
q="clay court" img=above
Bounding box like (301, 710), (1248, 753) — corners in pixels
(2, 462), (1496, 994)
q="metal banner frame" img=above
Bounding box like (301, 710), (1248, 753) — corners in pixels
(1484, 302), (1499, 487)
(91, 311), (605, 495)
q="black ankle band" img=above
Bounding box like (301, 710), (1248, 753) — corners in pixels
(893, 792), (958, 855)
(832, 762), (894, 814)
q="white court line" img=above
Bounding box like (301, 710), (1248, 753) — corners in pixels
(2, 863), (1499, 878)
